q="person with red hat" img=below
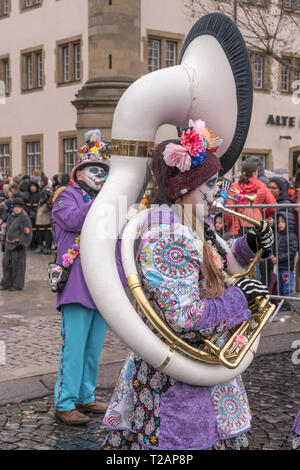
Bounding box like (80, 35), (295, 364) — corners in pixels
(52, 130), (111, 426)
(102, 120), (273, 450)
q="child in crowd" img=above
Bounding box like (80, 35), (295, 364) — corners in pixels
(214, 213), (224, 238)
(0, 198), (32, 291)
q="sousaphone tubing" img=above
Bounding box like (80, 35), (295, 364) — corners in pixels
(80, 13), (254, 386)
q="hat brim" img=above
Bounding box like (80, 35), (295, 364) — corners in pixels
(179, 13), (253, 175)
(72, 161), (110, 180)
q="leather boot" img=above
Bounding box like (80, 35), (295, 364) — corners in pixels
(55, 409), (90, 425)
(76, 400), (108, 414)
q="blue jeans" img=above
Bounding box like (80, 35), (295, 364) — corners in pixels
(278, 270), (294, 297)
(54, 303), (107, 411)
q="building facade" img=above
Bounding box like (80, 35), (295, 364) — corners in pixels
(0, 0), (300, 178)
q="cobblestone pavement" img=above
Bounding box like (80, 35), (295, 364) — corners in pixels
(0, 250), (129, 379)
(0, 351), (299, 450)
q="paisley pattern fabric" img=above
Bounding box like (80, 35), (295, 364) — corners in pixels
(102, 205), (252, 450)
(292, 412), (300, 449)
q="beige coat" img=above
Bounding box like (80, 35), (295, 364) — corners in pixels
(36, 184), (53, 226)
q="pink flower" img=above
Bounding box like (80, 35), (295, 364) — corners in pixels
(163, 143), (191, 172)
(236, 335), (248, 345)
(180, 128), (205, 156)
(62, 253), (74, 267)
(189, 119), (222, 151)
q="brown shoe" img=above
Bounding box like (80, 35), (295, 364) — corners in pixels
(55, 409), (90, 425)
(76, 400), (108, 414)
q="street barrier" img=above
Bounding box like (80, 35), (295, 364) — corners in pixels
(216, 203), (300, 319)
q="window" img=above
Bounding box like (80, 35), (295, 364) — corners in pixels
(63, 137), (77, 174)
(282, 0), (300, 12)
(148, 39), (160, 72)
(242, 0), (267, 5)
(165, 41), (177, 68)
(282, 0), (292, 10)
(20, 0), (42, 11)
(280, 56), (300, 93)
(242, 153), (267, 170)
(0, 56), (10, 95)
(254, 54), (264, 89)
(0, 0), (10, 17)
(0, 142), (10, 175)
(145, 31), (184, 73)
(21, 48), (44, 92)
(26, 141), (41, 176)
(22, 135), (43, 175)
(56, 37), (82, 86)
(249, 51), (269, 91)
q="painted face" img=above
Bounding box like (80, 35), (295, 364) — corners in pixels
(184, 173), (219, 217)
(81, 166), (108, 192)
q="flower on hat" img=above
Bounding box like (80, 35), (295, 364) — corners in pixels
(163, 143), (191, 172)
(180, 128), (206, 157)
(162, 119), (221, 173)
(189, 119), (222, 152)
(80, 145), (90, 154)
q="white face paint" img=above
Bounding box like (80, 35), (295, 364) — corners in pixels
(81, 166), (108, 192)
(183, 173), (219, 217)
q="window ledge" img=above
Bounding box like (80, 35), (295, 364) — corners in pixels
(56, 79), (82, 88)
(21, 87), (44, 94)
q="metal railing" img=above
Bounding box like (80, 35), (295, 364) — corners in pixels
(215, 203), (300, 319)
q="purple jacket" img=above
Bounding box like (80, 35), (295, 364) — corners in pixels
(52, 183), (96, 310)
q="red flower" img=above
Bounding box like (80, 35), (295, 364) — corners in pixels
(180, 129), (205, 157)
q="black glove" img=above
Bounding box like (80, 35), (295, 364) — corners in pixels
(1, 244), (5, 253)
(235, 277), (270, 303)
(247, 220), (274, 251)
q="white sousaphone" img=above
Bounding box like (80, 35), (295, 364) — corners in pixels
(81, 13), (256, 386)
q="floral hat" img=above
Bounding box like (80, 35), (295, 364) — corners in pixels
(152, 120), (223, 202)
(72, 129), (111, 181)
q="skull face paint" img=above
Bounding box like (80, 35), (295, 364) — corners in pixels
(81, 166), (108, 192)
(182, 173), (219, 217)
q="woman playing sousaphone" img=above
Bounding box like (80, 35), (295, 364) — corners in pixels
(101, 119), (274, 450)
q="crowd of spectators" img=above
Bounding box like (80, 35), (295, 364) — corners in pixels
(0, 169), (70, 255)
(1, 158), (300, 303)
(214, 158), (300, 305)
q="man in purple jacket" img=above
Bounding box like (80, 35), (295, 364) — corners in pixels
(52, 130), (110, 425)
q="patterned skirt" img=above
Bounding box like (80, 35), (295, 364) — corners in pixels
(102, 429), (249, 450)
(292, 434), (300, 450)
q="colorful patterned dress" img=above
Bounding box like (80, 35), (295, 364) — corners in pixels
(102, 205), (256, 450)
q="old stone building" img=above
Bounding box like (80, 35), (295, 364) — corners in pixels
(0, 0), (300, 177)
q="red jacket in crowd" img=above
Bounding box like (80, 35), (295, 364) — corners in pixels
(224, 178), (277, 236)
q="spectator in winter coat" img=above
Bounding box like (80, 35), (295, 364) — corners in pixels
(22, 180), (40, 250)
(19, 176), (30, 196)
(0, 197), (32, 291)
(224, 160), (277, 237)
(268, 177), (291, 207)
(35, 175), (54, 254)
(272, 210), (298, 298)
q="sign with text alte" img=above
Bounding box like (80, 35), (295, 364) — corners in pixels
(266, 115), (296, 127)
